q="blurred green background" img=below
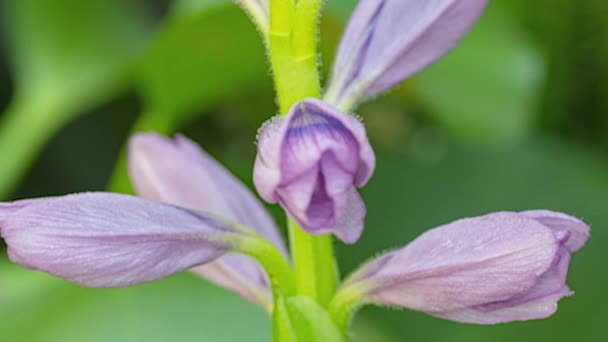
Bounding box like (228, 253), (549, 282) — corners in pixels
(0, 0), (606, 341)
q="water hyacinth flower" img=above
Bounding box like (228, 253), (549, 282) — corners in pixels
(338, 211), (589, 324)
(129, 132), (287, 308)
(324, 0), (489, 110)
(0, 193), (255, 288)
(254, 98), (375, 243)
(0, 0), (592, 338)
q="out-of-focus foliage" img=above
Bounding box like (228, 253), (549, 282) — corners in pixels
(109, 1), (271, 192)
(0, 257), (270, 341)
(0, 0), (151, 197)
(0, 0), (607, 341)
(409, 6), (545, 143)
(503, 0), (608, 147)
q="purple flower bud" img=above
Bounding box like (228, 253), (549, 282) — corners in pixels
(0, 193), (253, 288)
(343, 211), (589, 324)
(254, 98), (375, 244)
(325, 0), (488, 110)
(129, 132), (286, 308)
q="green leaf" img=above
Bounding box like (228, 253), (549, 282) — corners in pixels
(0, 0), (150, 198)
(109, 3), (271, 193)
(135, 3), (270, 131)
(0, 257), (271, 342)
(409, 3), (545, 144)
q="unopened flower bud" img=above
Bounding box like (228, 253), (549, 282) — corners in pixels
(254, 99), (375, 243)
(341, 211), (589, 324)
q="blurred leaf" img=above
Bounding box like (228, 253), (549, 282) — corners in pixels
(504, 0), (608, 149)
(109, 3), (271, 192)
(171, 0), (231, 18)
(135, 2), (270, 131)
(409, 3), (545, 144)
(0, 0), (151, 198)
(0, 257), (270, 342)
(339, 137), (608, 341)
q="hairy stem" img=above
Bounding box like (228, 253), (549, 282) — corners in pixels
(268, 0), (338, 305)
(328, 283), (369, 334)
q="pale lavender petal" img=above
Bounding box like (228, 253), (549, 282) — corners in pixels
(128, 132), (285, 252)
(190, 253), (272, 309)
(128, 132), (285, 307)
(433, 286), (572, 324)
(434, 246), (573, 324)
(254, 99), (375, 243)
(521, 210), (590, 252)
(330, 188), (366, 244)
(345, 211), (589, 323)
(326, 0), (488, 109)
(0, 193), (240, 288)
(366, 212), (558, 311)
(254, 116), (289, 203)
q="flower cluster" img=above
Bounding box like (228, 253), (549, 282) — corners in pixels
(0, 0), (590, 337)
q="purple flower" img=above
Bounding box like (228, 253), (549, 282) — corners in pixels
(325, 0), (489, 110)
(341, 211), (589, 324)
(254, 98), (375, 243)
(0, 193), (252, 288)
(0, 133), (290, 311)
(128, 132), (287, 308)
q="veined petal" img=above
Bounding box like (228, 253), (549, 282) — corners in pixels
(254, 99), (375, 243)
(128, 133), (285, 252)
(129, 132), (286, 307)
(343, 211), (589, 323)
(0, 192), (244, 288)
(326, 0), (488, 110)
(521, 210), (590, 252)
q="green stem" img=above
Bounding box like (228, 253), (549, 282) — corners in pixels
(327, 283), (368, 334)
(288, 218), (338, 306)
(269, 0), (322, 112)
(269, 0), (338, 307)
(234, 230), (297, 298)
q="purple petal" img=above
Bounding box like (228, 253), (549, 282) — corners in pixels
(345, 211), (589, 323)
(433, 286), (572, 324)
(128, 133), (285, 252)
(521, 210), (590, 252)
(254, 99), (374, 243)
(434, 246), (573, 324)
(326, 0), (488, 109)
(366, 212), (558, 311)
(129, 132), (285, 307)
(0, 193), (240, 288)
(254, 116), (285, 203)
(190, 253), (271, 308)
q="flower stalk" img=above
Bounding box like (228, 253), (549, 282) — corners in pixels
(327, 282), (370, 334)
(269, 0), (321, 111)
(268, 0), (338, 307)
(228, 227), (297, 299)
